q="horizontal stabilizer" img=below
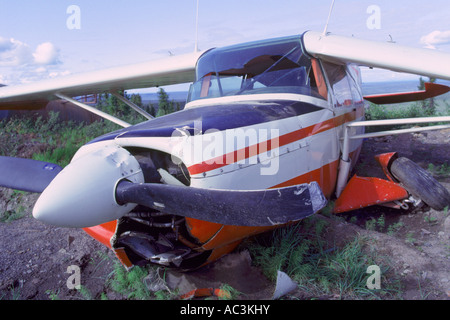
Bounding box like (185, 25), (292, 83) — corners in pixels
(364, 82), (450, 104)
(115, 180), (327, 226)
(0, 156), (62, 193)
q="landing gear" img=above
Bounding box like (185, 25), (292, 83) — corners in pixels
(334, 153), (450, 213)
(390, 157), (450, 211)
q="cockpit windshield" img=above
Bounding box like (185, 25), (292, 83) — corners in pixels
(187, 35), (325, 102)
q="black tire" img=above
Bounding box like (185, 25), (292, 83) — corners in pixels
(390, 157), (450, 211)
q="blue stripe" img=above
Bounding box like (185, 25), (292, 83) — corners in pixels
(88, 100), (322, 144)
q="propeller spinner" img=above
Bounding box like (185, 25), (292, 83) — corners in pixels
(32, 145), (144, 228)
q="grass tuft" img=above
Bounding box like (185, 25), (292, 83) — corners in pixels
(247, 216), (401, 299)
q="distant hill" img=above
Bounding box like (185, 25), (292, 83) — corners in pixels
(140, 91), (188, 105)
(362, 80), (418, 95)
(362, 79), (450, 96)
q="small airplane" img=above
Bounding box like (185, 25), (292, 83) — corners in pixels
(0, 30), (449, 270)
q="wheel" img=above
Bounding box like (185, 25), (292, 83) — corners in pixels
(390, 157), (450, 211)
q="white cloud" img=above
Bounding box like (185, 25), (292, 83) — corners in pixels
(0, 37), (62, 84)
(33, 42), (60, 65)
(0, 37), (33, 67)
(420, 30), (450, 49)
(49, 70), (71, 78)
(0, 37), (60, 67)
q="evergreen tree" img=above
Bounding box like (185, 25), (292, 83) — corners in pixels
(418, 77), (436, 115)
(148, 104), (156, 117)
(156, 88), (174, 117)
(107, 90), (129, 117)
(130, 93), (143, 107)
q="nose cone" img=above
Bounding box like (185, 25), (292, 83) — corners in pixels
(33, 145), (144, 228)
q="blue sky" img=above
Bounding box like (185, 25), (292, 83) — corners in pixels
(1, 0), (449, 88)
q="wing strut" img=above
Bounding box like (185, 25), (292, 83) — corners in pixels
(54, 93), (131, 128)
(110, 92), (154, 120)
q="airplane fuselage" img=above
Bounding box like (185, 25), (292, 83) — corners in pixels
(80, 34), (366, 269)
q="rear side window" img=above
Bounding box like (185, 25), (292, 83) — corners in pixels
(322, 62), (353, 107)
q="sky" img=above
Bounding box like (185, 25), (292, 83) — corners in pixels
(0, 0), (449, 90)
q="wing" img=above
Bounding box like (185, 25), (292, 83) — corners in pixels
(0, 51), (204, 111)
(303, 31), (450, 81)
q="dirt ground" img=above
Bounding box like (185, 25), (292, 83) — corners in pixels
(0, 129), (449, 300)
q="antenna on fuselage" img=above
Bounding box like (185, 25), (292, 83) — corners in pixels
(194, 0), (200, 52)
(323, 0), (336, 35)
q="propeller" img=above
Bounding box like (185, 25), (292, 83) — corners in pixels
(0, 156), (62, 193)
(115, 180), (327, 227)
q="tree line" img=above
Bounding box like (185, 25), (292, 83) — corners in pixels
(97, 87), (182, 119)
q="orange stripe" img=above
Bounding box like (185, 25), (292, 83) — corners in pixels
(188, 108), (362, 175)
(270, 146), (362, 197)
(270, 159), (339, 198)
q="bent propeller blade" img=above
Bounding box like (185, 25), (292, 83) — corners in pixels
(115, 180), (327, 227)
(0, 156), (62, 193)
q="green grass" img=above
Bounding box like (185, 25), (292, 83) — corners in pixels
(364, 99), (450, 132)
(107, 262), (178, 300)
(387, 222), (405, 236)
(0, 206), (26, 223)
(0, 190), (31, 223)
(365, 215), (386, 232)
(108, 263), (153, 299)
(428, 162), (450, 177)
(0, 111), (123, 166)
(31, 129), (86, 167)
(246, 216), (401, 299)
